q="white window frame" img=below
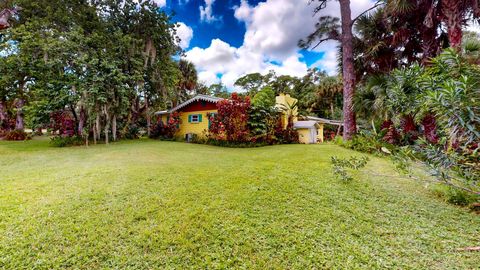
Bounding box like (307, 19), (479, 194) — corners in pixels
(191, 114), (200, 123)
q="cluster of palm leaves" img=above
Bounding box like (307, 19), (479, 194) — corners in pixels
(355, 48), (479, 194)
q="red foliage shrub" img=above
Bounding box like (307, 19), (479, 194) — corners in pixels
(421, 114), (439, 144)
(381, 120), (399, 144)
(323, 125), (338, 141)
(400, 114), (419, 142)
(209, 93), (251, 143)
(50, 111), (76, 136)
(150, 112), (180, 139)
(0, 118), (15, 135)
(4, 129), (28, 141)
(274, 116), (299, 144)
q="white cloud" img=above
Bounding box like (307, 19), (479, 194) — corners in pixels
(198, 71), (220, 85)
(233, 0), (252, 23)
(133, 0), (166, 7)
(152, 0), (166, 7)
(185, 39), (236, 73)
(186, 0), (378, 89)
(176, 22), (193, 49)
(185, 39), (308, 90)
(311, 42), (339, 75)
(200, 0), (220, 23)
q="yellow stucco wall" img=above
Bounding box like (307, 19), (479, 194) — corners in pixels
(297, 129), (311, 144)
(160, 109), (217, 139)
(317, 124), (324, 143)
(297, 125), (325, 144)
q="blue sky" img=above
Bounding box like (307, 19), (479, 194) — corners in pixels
(155, 0), (376, 89)
(166, 0), (255, 48)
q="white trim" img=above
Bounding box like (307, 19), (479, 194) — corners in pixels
(190, 114), (200, 123)
(155, 95), (223, 115)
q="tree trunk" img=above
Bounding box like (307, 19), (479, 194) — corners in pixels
(144, 38), (153, 68)
(70, 104), (79, 134)
(93, 124), (97, 145)
(421, 26), (439, 63)
(0, 100), (8, 128)
(145, 94), (151, 137)
(442, 0), (463, 50)
(103, 105), (110, 144)
(112, 114), (117, 141)
(95, 113), (101, 141)
(339, 0), (357, 140)
(330, 102), (335, 118)
(14, 98), (25, 131)
(78, 105), (86, 136)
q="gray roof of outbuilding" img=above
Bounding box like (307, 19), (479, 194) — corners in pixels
(293, 121), (319, 129)
(155, 95), (223, 115)
(306, 116), (344, 126)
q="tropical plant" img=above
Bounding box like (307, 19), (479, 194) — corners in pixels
(331, 155), (369, 181)
(3, 129), (28, 141)
(314, 76), (343, 119)
(357, 49), (479, 195)
(209, 93), (251, 143)
(150, 112), (180, 140)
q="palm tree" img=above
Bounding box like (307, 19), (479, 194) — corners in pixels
(463, 31), (480, 64)
(176, 59), (198, 104)
(354, 74), (389, 123)
(386, 0), (479, 50)
(316, 76), (343, 118)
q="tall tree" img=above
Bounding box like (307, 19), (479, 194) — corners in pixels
(234, 73), (266, 96)
(300, 0), (379, 139)
(176, 59), (198, 103)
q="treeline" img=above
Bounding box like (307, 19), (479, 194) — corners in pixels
(0, 0), (201, 142)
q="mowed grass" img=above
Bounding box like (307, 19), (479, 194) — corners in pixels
(0, 138), (478, 269)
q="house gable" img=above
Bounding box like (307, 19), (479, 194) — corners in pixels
(179, 100), (217, 113)
(155, 95), (222, 139)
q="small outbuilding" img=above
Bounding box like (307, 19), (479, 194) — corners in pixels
(293, 121), (324, 144)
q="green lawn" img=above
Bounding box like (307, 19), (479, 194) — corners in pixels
(0, 138), (478, 269)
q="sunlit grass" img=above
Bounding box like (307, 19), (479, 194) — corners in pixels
(0, 138), (478, 269)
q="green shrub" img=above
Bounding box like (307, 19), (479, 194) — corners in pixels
(50, 136), (84, 147)
(331, 155), (370, 181)
(4, 130), (29, 141)
(433, 186), (478, 206)
(335, 132), (395, 155)
(122, 124), (140, 139)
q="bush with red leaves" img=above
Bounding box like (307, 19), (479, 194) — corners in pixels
(274, 116), (299, 144)
(421, 114), (439, 144)
(209, 93), (251, 143)
(4, 129), (28, 141)
(150, 112), (180, 139)
(50, 111), (76, 136)
(0, 118), (15, 135)
(381, 120), (399, 144)
(400, 114), (419, 143)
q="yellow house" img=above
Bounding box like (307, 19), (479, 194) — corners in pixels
(155, 93), (326, 144)
(156, 95), (222, 140)
(293, 121), (324, 144)
(275, 93), (324, 144)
